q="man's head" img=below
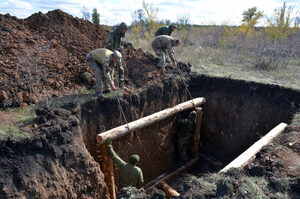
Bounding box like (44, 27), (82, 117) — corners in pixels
(170, 23), (177, 31)
(111, 50), (122, 63)
(172, 39), (180, 47)
(129, 154), (140, 165)
(119, 22), (128, 35)
(189, 110), (197, 119)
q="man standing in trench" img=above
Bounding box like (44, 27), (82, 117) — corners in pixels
(176, 110), (197, 162)
(86, 48), (122, 99)
(151, 35), (180, 72)
(106, 138), (144, 189)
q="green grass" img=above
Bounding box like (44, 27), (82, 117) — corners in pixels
(0, 124), (30, 141)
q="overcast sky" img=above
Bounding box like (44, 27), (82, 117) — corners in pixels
(0, 0), (299, 25)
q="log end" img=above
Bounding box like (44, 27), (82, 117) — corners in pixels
(96, 134), (104, 144)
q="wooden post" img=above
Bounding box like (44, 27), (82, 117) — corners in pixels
(157, 181), (180, 198)
(219, 123), (287, 173)
(192, 107), (203, 158)
(97, 98), (206, 144)
(100, 144), (116, 199)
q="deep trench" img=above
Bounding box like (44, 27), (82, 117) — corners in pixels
(80, 74), (300, 189)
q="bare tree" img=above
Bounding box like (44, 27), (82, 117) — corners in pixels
(81, 6), (90, 21)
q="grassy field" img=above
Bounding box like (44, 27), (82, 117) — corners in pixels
(126, 26), (300, 90)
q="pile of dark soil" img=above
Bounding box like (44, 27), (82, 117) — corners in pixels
(0, 9), (178, 109)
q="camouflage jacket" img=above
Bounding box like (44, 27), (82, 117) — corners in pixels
(105, 23), (127, 51)
(107, 145), (144, 189)
(151, 35), (178, 64)
(90, 48), (116, 70)
(176, 117), (195, 141)
(155, 25), (173, 37)
(90, 48), (116, 88)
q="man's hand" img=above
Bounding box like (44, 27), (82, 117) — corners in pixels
(111, 85), (117, 91)
(106, 138), (112, 147)
(173, 61), (177, 67)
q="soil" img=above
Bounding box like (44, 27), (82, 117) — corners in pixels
(0, 9), (300, 199)
(0, 9), (172, 109)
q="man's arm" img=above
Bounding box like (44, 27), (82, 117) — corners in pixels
(167, 46), (176, 64)
(106, 139), (126, 167)
(136, 169), (144, 188)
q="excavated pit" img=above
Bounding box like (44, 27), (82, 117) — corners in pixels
(80, 74), (300, 190)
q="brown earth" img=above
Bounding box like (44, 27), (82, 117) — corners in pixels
(1, 9), (300, 199)
(0, 9), (167, 109)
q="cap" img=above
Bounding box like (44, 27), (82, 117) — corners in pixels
(170, 23), (177, 28)
(119, 22), (128, 30)
(129, 154), (140, 164)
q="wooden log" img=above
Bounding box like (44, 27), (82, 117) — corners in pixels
(144, 157), (198, 191)
(157, 181), (180, 198)
(192, 107), (203, 158)
(219, 123), (287, 173)
(100, 144), (116, 199)
(97, 98), (206, 144)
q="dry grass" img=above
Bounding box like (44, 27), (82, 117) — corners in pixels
(126, 26), (300, 90)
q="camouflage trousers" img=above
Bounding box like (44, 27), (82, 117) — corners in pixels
(86, 52), (112, 93)
(177, 137), (191, 162)
(152, 46), (167, 70)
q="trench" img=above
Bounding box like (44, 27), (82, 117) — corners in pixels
(80, 74), (299, 195)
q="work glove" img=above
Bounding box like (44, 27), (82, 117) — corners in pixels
(106, 138), (112, 147)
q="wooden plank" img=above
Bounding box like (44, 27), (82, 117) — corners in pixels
(219, 123), (287, 173)
(97, 98), (206, 144)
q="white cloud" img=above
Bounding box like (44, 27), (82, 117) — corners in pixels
(0, 0), (299, 25)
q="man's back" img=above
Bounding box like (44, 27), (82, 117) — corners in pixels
(155, 26), (171, 37)
(119, 163), (143, 189)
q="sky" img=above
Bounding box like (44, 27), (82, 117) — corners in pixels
(0, 0), (299, 26)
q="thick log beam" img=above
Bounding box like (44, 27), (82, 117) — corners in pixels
(192, 107), (203, 158)
(97, 98), (206, 144)
(144, 157), (198, 191)
(100, 144), (116, 199)
(157, 181), (180, 198)
(219, 123), (287, 173)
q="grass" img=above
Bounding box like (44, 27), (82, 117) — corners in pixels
(0, 124), (30, 141)
(126, 27), (300, 91)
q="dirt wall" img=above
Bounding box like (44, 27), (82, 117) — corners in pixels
(80, 77), (187, 186)
(189, 74), (300, 163)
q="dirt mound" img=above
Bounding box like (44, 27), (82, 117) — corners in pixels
(0, 10), (166, 109)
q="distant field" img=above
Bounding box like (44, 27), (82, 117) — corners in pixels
(126, 26), (300, 90)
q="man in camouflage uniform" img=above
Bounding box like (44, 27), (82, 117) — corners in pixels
(151, 35), (180, 71)
(155, 23), (177, 37)
(86, 48), (122, 99)
(176, 110), (197, 162)
(106, 138), (144, 189)
(105, 22), (128, 88)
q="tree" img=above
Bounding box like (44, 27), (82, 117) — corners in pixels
(92, 8), (100, 24)
(242, 7), (263, 28)
(81, 6), (90, 21)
